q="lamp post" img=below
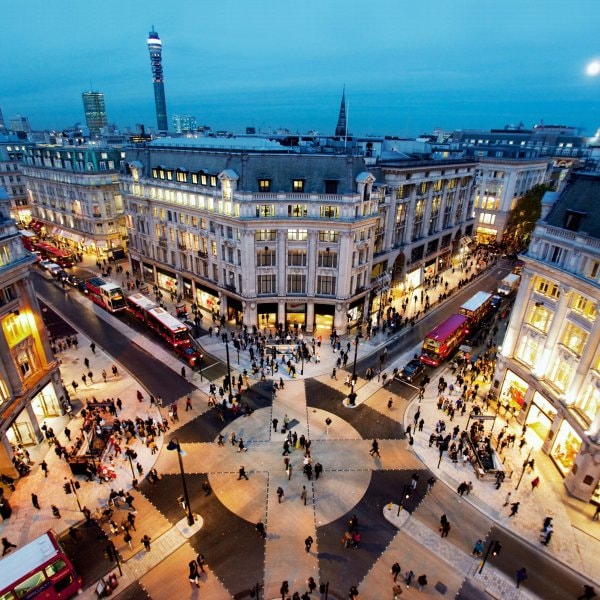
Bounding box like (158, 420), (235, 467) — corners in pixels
(224, 335), (233, 402)
(478, 539), (502, 574)
(166, 437), (194, 526)
(348, 334), (361, 406)
(397, 484), (411, 516)
(124, 450), (136, 480)
(515, 449), (532, 491)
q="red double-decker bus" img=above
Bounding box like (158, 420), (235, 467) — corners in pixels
(126, 293), (202, 366)
(420, 313), (469, 367)
(459, 291), (493, 331)
(0, 530), (82, 599)
(34, 242), (74, 268)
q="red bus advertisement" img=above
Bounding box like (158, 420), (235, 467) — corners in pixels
(85, 277), (126, 313)
(459, 291), (493, 331)
(126, 293), (201, 366)
(0, 530), (82, 599)
(34, 242), (74, 268)
(420, 313), (469, 367)
(20, 230), (38, 252)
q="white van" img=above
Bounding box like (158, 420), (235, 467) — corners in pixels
(498, 273), (520, 296)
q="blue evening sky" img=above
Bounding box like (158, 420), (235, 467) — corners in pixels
(2, 0), (599, 136)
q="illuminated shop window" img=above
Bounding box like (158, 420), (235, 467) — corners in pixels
(577, 382), (600, 422)
(570, 294), (598, 321)
(526, 303), (553, 334)
(548, 356), (574, 392)
(516, 331), (541, 367)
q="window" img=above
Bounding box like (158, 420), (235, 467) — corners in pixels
(320, 206), (339, 219)
(589, 261), (600, 283)
(433, 180), (443, 192)
(516, 331), (541, 367)
(0, 285), (17, 306)
(258, 179), (271, 192)
(570, 294), (597, 321)
(256, 249), (276, 267)
(319, 230), (339, 243)
(288, 250), (307, 266)
(549, 245), (564, 264)
(318, 251), (338, 268)
(292, 179), (305, 192)
(257, 274), (276, 295)
(287, 229), (307, 241)
(210, 176), (217, 187)
(324, 180), (338, 194)
(560, 322), (588, 356)
(535, 277), (560, 300)
(211, 241), (217, 256)
(256, 204), (275, 218)
(548, 356), (574, 392)
(287, 274), (306, 294)
(577, 382), (600, 423)
(526, 303), (553, 333)
(255, 229), (276, 241)
(418, 182), (428, 195)
(288, 205), (307, 218)
(317, 275), (336, 295)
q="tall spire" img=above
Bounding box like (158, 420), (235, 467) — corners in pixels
(335, 86), (347, 138)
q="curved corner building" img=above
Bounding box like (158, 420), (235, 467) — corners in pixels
(147, 27), (168, 132)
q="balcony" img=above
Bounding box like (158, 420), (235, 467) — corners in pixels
(177, 243), (187, 251)
(198, 250), (208, 259)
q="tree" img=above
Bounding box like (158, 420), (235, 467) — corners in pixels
(504, 183), (552, 252)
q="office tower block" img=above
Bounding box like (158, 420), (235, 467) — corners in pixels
(147, 27), (168, 131)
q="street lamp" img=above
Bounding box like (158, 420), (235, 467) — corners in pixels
(478, 539), (502, 574)
(397, 484), (411, 516)
(166, 437), (194, 526)
(224, 335), (233, 402)
(348, 334), (361, 406)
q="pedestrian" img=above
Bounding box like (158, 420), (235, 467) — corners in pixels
(90, 342), (96, 354)
(300, 485), (308, 505)
(84, 357), (90, 369)
(64, 426), (71, 441)
(51, 505), (61, 518)
(112, 364), (118, 377)
(136, 390), (143, 402)
(31, 493), (40, 509)
(186, 396), (192, 411)
(417, 574), (428, 591)
(255, 521), (267, 538)
(304, 535), (313, 553)
(503, 491), (512, 507)
(238, 438), (248, 452)
(426, 476), (435, 493)
(391, 562), (401, 581)
(238, 465), (249, 480)
(141, 534), (151, 551)
(196, 553), (206, 573)
(578, 584), (597, 599)
(411, 473), (420, 489)
(188, 560), (200, 588)
(531, 476), (540, 491)
(515, 567), (528, 588)
(331, 367), (337, 380)
(277, 486), (284, 503)
(1, 537), (17, 556)
(40, 460), (48, 477)
(440, 521), (451, 537)
(272, 418), (279, 432)
(370, 439), (381, 458)
(388, 397), (393, 410)
(472, 539), (484, 556)
(541, 526), (553, 546)
(405, 570), (415, 587)
(181, 367), (186, 379)
(81, 373), (87, 385)
(349, 586), (359, 599)
(282, 440), (291, 456)
(125, 493), (136, 511)
(280, 581), (290, 599)
(102, 369), (107, 382)
(314, 462), (323, 479)
(123, 531), (133, 549)
(509, 501), (520, 517)
(287, 462), (293, 480)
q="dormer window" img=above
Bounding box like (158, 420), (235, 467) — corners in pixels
(292, 179), (305, 193)
(258, 179), (271, 192)
(563, 210), (586, 232)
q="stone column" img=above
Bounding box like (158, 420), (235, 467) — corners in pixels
(565, 313), (600, 406)
(564, 445), (600, 502)
(306, 302), (315, 333)
(25, 402), (44, 443)
(500, 270), (535, 358)
(536, 286), (572, 376)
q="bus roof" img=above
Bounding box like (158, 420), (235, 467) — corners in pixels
(100, 283), (123, 293)
(127, 293), (157, 311)
(147, 306), (187, 332)
(460, 291), (492, 313)
(0, 532), (59, 590)
(20, 230), (37, 238)
(425, 314), (469, 342)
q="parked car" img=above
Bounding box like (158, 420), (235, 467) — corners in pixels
(39, 260), (61, 274)
(64, 273), (83, 288)
(398, 359), (425, 383)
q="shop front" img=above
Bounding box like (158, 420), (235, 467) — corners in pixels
(195, 284), (219, 318)
(156, 267), (177, 295)
(498, 370), (528, 415)
(347, 297), (365, 331)
(181, 277), (193, 300)
(142, 262), (155, 284)
(424, 258), (436, 279)
(258, 303), (278, 329)
(286, 302), (306, 331)
(314, 303), (335, 333)
(227, 297), (243, 325)
(405, 265), (422, 292)
(525, 392), (556, 442)
(551, 420), (582, 476)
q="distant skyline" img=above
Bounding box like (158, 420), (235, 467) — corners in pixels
(2, 0), (600, 137)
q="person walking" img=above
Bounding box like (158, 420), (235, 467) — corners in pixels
(238, 438), (248, 452)
(188, 560), (201, 588)
(196, 553), (206, 573)
(31, 493), (40, 509)
(391, 562), (401, 582)
(417, 574), (428, 591)
(314, 462), (323, 479)
(64, 426), (71, 441)
(40, 460), (48, 478)
(307, 577), (317, 593)
(238, 465), (249, 480)
(515, 567), (528, 588)
(280, 581), (290, 599)
(331, 367), (337, 380)
(440, 521), (451, 537)
(51, 505), (61, 519)
(141, 534), (151, 551)
(531, 476), (540, 491)
(102, 369), (107, 383)
(277, 486), (284, 503)
(577, 584), (597, 599)
(405, 570), (415, 588)
(2, 537), (17, 556)
(370, 439), (381, 458)
(90, 342), (96, 354)
(509, 501), (520, 517)
(472, 539), (485, 556)
(282, 440), (291, 456)
(503, 491), (512, 507)
(255, 521), (267, 539)
(304, 535), (313, 553)
(300, 485), (308, 505)
(185, 396), (192, 411)
(123, 531), (133, 550)
(272, 418), (279, 432)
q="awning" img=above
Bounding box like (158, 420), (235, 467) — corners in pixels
(61, 230), (84, 243)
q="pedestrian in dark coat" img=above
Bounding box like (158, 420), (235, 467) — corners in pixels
(391, 562), (401, 581)
(31, 493), (40, 509)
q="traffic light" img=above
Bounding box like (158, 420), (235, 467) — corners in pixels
(63, 483), (72, 494)
(492, 541), (502, 556)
